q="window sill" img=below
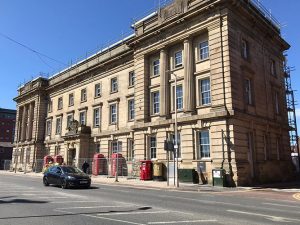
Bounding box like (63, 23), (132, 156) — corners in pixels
(196, 58), (210, 64)
(68, 104), (74, 107)
(196, 104), (211, 109)
(151, 74), (160, 78)
(109, 122), (117, 125)
(80, 100), (87, 103)
(110, 91), (118, 94)
(192, 158), (212, 162)
(128, 119), (135, 122)
(171, 66), (184, 72)
(128, 85), (134, 89)
(94, 95), (101, 99)
(150, 113), (160, 118)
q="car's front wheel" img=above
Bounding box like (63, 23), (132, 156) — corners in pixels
(61, 179), (69, 189)
(43, 177), (49, 186)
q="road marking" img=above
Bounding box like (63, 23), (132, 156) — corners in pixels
(148, 220), (217, 224)
(98, 210), (170, 216)
(50, 200), (100, 204)
(263, 202), (300, 208)
(83, 214), (145, 225)
(37, 196), (68, 199)
(227, 209), (300, 223)
(293, 193), (300, 201)
(55, 204), (135, 210)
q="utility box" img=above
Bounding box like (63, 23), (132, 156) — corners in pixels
(178, 169), (198, 183)
(153, 162), (164, 181)
(212, 169), (226, 187)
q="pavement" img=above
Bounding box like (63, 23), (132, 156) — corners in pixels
(1, 170), (300, 193)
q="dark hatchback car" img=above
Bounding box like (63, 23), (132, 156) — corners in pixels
(43, 166), (91, 189)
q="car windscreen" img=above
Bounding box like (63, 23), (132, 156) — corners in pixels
(61, 167), (83, 174)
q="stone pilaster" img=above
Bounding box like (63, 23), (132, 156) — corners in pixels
(26, 102), (34, 141)
(183, 38), (195, 113)
(21, 105), (27, 142)
(159, 48), (170, 118)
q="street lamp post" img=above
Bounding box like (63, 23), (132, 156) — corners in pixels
(172, 72), (179, 188)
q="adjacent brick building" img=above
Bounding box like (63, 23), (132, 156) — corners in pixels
(12, 0), (295, 185)
(0, 108), (16, 169)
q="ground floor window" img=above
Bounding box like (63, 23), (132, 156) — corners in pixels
(150, 136), (157, 159)
(198, 130), (210, 159)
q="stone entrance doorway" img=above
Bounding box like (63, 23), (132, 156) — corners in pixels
(68, 148), (76, 166)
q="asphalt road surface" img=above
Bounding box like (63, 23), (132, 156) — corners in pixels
(0, 174), (300, 225)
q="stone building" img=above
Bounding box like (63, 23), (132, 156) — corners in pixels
(13, 0), (294, 185)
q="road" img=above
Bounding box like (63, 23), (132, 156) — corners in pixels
(0, 173), (300, 225)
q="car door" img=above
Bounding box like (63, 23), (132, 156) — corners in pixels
(46, 166), (56, 184)
(52, 167), (62, 185)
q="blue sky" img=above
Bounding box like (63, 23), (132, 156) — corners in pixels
(0, 0), (299, 127)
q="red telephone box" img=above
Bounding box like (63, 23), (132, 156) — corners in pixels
(111, 153), (123, 176)
(54, 155), (64, 165)
(43, 155), (54, 165)
(140, 160), (153, 180)
(92, 153), (105, 176)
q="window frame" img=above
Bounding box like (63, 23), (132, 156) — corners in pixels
(109, 103), (117, 124)
(241, 39), (249, 59)
(152, 59), (160, 77)
(93, 108), (100, 127)
(57, 97), (63, 110)
(150, 135), (157, 159)
(68, 93), (74, 107)
(95, 83), (101, 98)
(46, 120), (52, 136)
(79, 111), (86, 126)
(199, 41), (209, 61)
(111, 77), (118, 93)
(199, 78), (211, 106)
(55, 117), (62, 135)
(151, 91), (160, 115)
(245, 78), (253, 105)
(81, 88), (87, 102)
(66, 114), (73, 129)
(128, 71), (135, 87)
(128, 99), (135, 121)
(198, 130), (210, 159)
(174, 50), (183, 68)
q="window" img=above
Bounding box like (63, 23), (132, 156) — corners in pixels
(81, 89), (87, 102)
(128, 99), (135, 121)
(48, 100), (53, 112)
(128, 139), (134, 160)
(174, 51), (183, 68)
(271, 60), (276, 76)
(111, 78), (118, 93)
(67, 114), (73, 128)
(174, 85), (183, 110)
(152, 91), (160, 114)
(150, 136), (157, 159)
(69, 93), (74, 106)
(200, 78), (211, 105)
(245, 78), (253, 105)
(55, 117), (62, 135)
(241, 39), (249, 59)
(263, 133), (270, 161)
(199, 41), (209, 60)
(54, 146), (60, 156)
(79, 111), (86, 126)
(95, 83), (101, 97)
(58, 97), (63, 110)
(274, 91), (280, 114)
(129, 71), (135, 87)
(247, 132), (254, 163)
(46, 120), (52, 136)
(94, 108), (100, 127)
(95, 143), (100, 153)
(198, 130), (210, 158)
(153, 59), (160, 76)
(111, 141), (121, 153)
(110, 104), (117, 124)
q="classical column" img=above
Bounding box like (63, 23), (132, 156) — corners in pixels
(183, 38), (195, 113)
(26, 102), (34, 141)
(21, 105), (27, 142)
(160, 48), (169, 118)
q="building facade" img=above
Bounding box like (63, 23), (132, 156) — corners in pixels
(0, 108), (16, 169)
(13, 0), (294, 185)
